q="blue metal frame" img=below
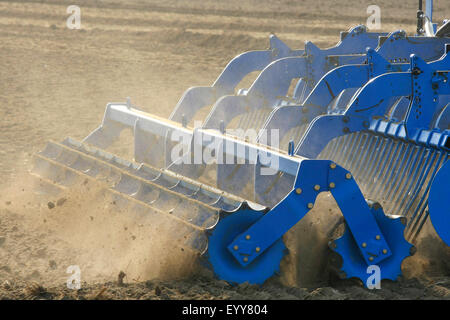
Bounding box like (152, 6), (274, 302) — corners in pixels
(201, 26), (385, 130)
(261, 33), (450, 147)
(296, 53), (450, 159)
(225, 40), (450, 198)
(170, 25), (384, 125)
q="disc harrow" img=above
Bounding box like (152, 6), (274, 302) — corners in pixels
(30, 0), (449, 287)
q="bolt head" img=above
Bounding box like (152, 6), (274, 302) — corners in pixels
(295, 188), (302, 195)
(369, 257), (374, 261)
(345, 173), (352, 180)
(307, 203), (314, 209)
(314, 185), (320, 191)
(362, 242), (367, 248)
(255, 247), (261, 252)
(376, 235), (381, 240)
(245, 235), (251, 240)
(233, 245), (239, 251)
(330, 163), (337, 169)
(329, 182), (336, 189)
(383, 249), (388, 254)
(243, 257), (248, 262)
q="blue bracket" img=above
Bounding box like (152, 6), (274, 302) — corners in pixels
(227, 160), (392, 267)
(405, 53), (450, 139)
(261, 49), (411, 148)
(302, 25), (386, 92)
(296, 50), (450, 159)
(296, 71), (412, 159)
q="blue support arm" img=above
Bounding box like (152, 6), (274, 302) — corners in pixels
(203, 57), (308, 129)
(227, 159), (392, 267)
(296, 72), (412, 158)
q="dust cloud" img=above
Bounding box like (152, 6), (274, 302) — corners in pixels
(0, 170), (198, 287)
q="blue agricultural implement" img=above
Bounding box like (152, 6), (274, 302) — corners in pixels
(31, 0), (449, 287)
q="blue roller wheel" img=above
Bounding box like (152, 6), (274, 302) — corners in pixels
(428, 160), (450, 246)
(205, 209), (286, 285)
(330, 204), (414, 285)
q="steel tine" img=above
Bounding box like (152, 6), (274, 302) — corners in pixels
(390, 145), (421, 212)
(320, 137), (338, 159)
(359, 135), (381, 183)
(383, 143), (410, 205)
(363, 137), (387, 188)
(408, 151), (445, 232)
(354, 134), (376, 179)
(341, 133), (361, 169)
(346, 133), (367, 170)
(386, 144), (414, 204)
(404, 149), (437, 221)
(334, 134), (354, 166)
(396, 147), (430, 214)
(381, 142), (406, 201)
(371, 140), (400, 196)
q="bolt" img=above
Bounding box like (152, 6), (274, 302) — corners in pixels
(314, 185), (320, 191)
(383, 249), (388, 254)
(345, 173), (352, 179)
(256, 247), (261, 252)
(376, 235), (381, 240)
(369, 257), (374, 262)
(245, 235), (251, 240)
(243, 257), (248, 262)
(329, 182), (336, 189)
(295, 188), (302, 195)
(288, 140), (295, 156)
(371, 202), (382, 210)
(362, 242), (367, 248)
(400, 217), (407, 225)
(330, 163), (337, 169)
(307, 203), (314, 209)
(233, 245), (239, 251)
